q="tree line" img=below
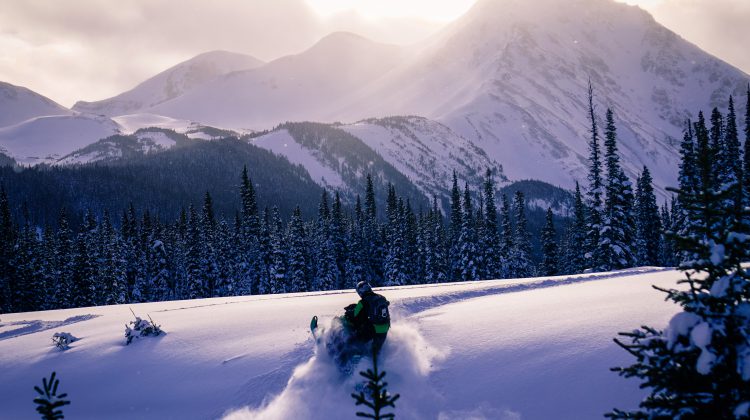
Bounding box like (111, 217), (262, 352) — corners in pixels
(2, 84), (749, 313)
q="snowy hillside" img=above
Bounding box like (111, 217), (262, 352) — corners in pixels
(0, 114), (120, 165)
(0, 81), (71, 128)
(73, 51), (264, 117)
(0, 268), (682, 419)
(343, 116), (506, 201)
(251, 118), (504, 201)
(56, 128), (194, 165)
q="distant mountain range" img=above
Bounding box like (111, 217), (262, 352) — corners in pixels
(1, 0), (748, 203)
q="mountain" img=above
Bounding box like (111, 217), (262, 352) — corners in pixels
(72, 51), (264, 116)
(147, 32), (404, 128)
(0, 81), (71, 128)
(0, 114), (120, 165)
(0, 267), (680, 419)
(96, 0), (747, 198)
(341, 0), (749, 196)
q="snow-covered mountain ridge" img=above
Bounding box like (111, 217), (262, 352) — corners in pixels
(72, 50), (264, 117)
(0, 267), (681, 419)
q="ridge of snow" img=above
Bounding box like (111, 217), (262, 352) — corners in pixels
(73, 51), (264, 116)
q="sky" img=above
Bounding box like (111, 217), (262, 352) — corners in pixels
(0, 0), (748, 108)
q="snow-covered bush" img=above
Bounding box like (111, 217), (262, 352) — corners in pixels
(51, 332), (79, 350)
(125, 309), (164, 345)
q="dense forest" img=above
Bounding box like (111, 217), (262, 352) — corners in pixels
(1, 85), (749, 314)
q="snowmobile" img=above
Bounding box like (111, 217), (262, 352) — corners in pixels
(310, 306), (369, 376)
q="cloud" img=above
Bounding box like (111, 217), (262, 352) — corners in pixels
(0, 0), (442, 106)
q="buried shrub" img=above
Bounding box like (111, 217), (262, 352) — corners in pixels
(125, 308), (164, 345)
(51, 333), (79, 351)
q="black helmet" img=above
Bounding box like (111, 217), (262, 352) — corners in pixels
(356, 281), (372, 297)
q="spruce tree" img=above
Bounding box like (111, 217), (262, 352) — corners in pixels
(482, 169), (503, 279)
(500, 193), (513, 278)
(0, 186), (14, 312)
(54, 209), (75, 308)
(449, 171), (463, 281)
(508, 191), (532, 278)
(458, 183), (478, 281)
(287, 206), (310, 293)
(267, 207), (288, 294)
(585, 82), (604, 270)
(564, 182), (587, 274)
(598, 108), (635, 270)
(634, 166), (662, 266)
(540, 208), (558, 276)
(609, 108), (750, 419)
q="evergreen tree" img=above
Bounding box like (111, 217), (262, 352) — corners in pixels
(508, 191), (532, 278)
(564, 182), (587, 274)
(500, 193), (513, 278)
(634, 166), (662, 266)
(540, 207), (558, 276)
(458, 183), (478, 281)
(70, 233), (96, 308)
(363, 174), (383, 285)
(585, 82), (604, 270)
(598, 108), (635, 270)
(482, 169), (503, 279)
(268, 206), (288, 294)
(287, 206), (310, 293)
(54, 209), (75, 308)
(0, 185), (14, 312)
(724, 96), (743, 211)
(99, 211), (127, 305)
(185, 205), (205, 299)
(449, 171), (463, 281)
(609, 110), (750, 418)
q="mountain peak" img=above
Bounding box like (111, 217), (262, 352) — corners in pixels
(0, 81), (70, 128)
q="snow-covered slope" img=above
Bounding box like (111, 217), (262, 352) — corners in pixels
(340, 0), (749, 196)
(252, 129), (346, 189)
(0, 81), (71, 128)
(343, 116), (506, 200)
(56, 128), (194, 165)
(0, 268), (681, 419)
(0, 114), (120, 165)
(73, 51), (264, 116)
(148, 33), (404, 128)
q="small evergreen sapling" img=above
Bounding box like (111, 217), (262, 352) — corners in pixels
(351, 351), (400, 419)
(33, 371), (70, 420)
(125, 308), (164, 345)
(51, 332), (79, 351)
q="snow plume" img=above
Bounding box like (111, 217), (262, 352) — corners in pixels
(223, 319), (447, 420)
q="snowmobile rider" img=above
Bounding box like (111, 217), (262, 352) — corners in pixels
(344, 281), (391, 356)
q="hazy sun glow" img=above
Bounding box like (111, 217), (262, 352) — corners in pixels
(305, 0), (478, 22)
